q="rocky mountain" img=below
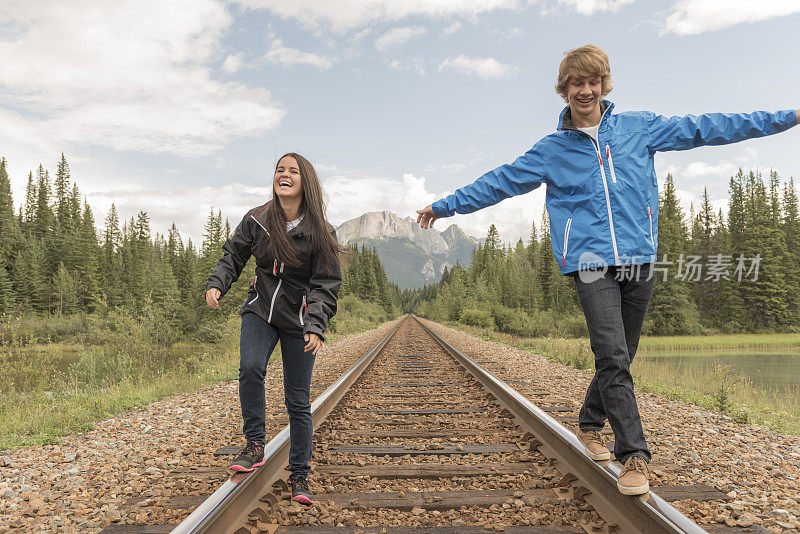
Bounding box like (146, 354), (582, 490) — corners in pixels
(335, 211), (481, 289)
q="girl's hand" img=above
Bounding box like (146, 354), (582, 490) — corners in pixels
(796, 109), (799, 125)
(416, 205), (439, 229)
(206, 288), (221, 309)
(304, 333), (325, 355)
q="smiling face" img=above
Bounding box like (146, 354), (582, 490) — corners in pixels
(567, 75), (602, 125)
(273, 155), (303, 203)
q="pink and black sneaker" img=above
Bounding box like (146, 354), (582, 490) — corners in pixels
(290, 476), (313, 505)
(228, 441), (265, 472)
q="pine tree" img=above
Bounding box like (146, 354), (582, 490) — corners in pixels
(54, 153), (72, 229)
(737, 171), (789, 328)
(0, 158), (18, 268)
(100, 204), (124, 308)
(53, 261), (78, 315)
(0, 257), (13, 314)
(74, 201), (100, 311)
(647, 174), (699, 334)
(22, 172), (36, 226)
(691, 188), (718, 325)
(537, 207), (555, 308)
(783, 179), (800, 318)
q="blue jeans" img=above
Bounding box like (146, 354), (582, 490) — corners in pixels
(239, 312), (316, 478)
(573, 263), (653, 464)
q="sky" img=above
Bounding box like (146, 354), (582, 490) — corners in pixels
(1, 0), (799, 246)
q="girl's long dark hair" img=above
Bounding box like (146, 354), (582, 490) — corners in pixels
(265, 153), (344, 272)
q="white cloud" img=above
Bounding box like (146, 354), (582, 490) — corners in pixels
(439, 56), (519, 79)
(385, 56), (427, 75)
(222, 53), (245, 73)
(234, 0), (524, 32)
(0, 1), (284, 158)
(375, 26), (426, 52)
(264, 39), (335, 69)
(443, 21), (463, 35)
(663, 0), (800, 35)
(554, 0), (635, 15)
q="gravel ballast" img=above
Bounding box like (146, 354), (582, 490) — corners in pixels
(419, 318), (800, 534)
(2, 316), (799, 533)
(0, 320), (400, 533)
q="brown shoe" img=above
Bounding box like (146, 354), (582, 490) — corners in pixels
(576, 429), (611, 461)
(617, 456), (650, 495)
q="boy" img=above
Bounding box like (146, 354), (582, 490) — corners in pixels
(416, 45), (798, 495)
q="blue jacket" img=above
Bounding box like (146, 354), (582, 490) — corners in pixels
(432, 102), (797, 274)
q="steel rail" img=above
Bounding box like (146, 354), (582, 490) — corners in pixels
(413, 315), (707, 534)
(171, 318), (406, 534)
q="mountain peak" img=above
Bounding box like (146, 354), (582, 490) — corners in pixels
(335, 211), (480, 288)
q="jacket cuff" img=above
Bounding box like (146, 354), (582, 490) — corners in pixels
(431, 199), (452, 218)
(206, 281), (226, 297)
(784, 109), (800, 128)
(303, 325), (326, 342)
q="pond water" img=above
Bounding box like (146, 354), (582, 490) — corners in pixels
(637, 347), (800, 392)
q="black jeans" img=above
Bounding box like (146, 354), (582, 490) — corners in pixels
(239, 312), (316, 478)
(573, 263), (653, 464)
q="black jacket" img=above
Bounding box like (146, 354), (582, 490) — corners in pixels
(206, 203), (341, 340)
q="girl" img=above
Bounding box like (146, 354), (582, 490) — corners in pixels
(417, 45), (798, 496)
(206, 153), (342, 505)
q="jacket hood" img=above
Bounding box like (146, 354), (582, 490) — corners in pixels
(558, 100), (613, 131)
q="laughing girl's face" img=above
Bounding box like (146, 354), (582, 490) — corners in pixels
(274, 155), (303, 202)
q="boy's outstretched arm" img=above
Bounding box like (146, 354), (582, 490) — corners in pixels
(646, 108), (798, 153)
(416, 145), (548, 229)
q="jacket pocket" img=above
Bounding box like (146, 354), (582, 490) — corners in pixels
(247, 275), (259, 305)
(562, 216), (573, 266)
(646, 204), (655, 249)
(605, 144), (617, 184)
(267, 279), (282, 323)
(298, 294), (307, 327)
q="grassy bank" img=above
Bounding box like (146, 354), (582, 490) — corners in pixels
(0, 299), (396, 450)
(639, 333), (800, 350)
(442, 322), (800, 435)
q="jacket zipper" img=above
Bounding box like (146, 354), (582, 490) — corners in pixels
(606, 144), (617, 184)
(248, 275), (259, 305)
(267, 279), (282, 323)
(562, 217), (572, 266)
(647, 205), (655, 248)
(251, 214), (268, 233)
(299, 294), (306, 326)
(570, 107), (619, 265)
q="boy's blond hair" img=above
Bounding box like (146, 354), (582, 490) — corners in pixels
(555, 45), (613, 102)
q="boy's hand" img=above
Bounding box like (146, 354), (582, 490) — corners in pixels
(416, 205), (439, 229)
(796, 109), (799, 125)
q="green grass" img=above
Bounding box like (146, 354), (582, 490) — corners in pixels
(0, 301), (397, 451)
(443, 321), (800, 435)
(639, 333), (800, 350)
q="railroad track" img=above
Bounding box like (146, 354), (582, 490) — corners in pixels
(105, 316), (753, 534)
